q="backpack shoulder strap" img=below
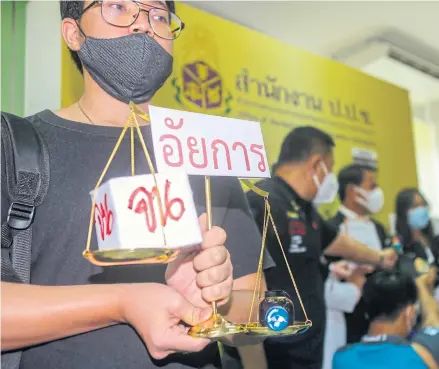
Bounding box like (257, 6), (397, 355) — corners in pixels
(1, 112), (51, 369)
(1, 112), (50, 283)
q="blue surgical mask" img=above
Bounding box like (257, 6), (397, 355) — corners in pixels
(408, 206), (430, 230)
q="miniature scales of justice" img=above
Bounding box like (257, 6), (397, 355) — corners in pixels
(83, 102), (312, 341)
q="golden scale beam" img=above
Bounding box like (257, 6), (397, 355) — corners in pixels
(83, 102), (312, 340)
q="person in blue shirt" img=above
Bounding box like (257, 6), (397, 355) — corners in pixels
(333, 269), (439, 369)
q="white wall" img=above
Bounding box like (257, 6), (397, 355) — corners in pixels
(25, 0), (61, 116)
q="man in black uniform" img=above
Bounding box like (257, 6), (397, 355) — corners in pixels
(246, 127), (398, 369)
(327, 164), (392, 345)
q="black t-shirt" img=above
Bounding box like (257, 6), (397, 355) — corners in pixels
(246, 176), (338, 364)
(1, 110), (273, 369)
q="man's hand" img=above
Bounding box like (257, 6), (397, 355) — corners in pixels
(346, 266), (370, 290)
(330, 261), (374, 281)
(329, 261), (372, 291)
(329, 260), (352, 280)
(415, 268), (439, 329)
(1, 282), (212, 357)
(121, 283), (213, 360)
(165, 213), (233, 308)
(417, 268), (438, 291)
(324, 234), (398, 268)
(378, 248), (398, 269)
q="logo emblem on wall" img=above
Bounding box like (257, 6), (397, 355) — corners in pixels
(171, 60), (233, 114)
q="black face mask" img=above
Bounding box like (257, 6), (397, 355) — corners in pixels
(77, 33), (173, 104)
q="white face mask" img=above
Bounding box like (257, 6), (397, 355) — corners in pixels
(313, 162), (338, 204)
(355, 187), (384, 214)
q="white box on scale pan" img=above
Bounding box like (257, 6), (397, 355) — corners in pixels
(90, 171), (202, 252)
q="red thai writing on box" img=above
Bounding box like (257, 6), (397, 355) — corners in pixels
(127, 179), (186, 233)
(95, 193), (114, 241)
(159, 117), (267, 173)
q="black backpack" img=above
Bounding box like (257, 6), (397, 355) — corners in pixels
(1, 112), (50, 369)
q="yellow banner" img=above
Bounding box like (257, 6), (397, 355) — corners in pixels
(61, 3), (418, 226)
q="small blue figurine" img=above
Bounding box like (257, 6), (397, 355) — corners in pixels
(259, 290), (295, 331)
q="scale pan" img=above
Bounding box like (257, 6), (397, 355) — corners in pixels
(188, 314), (248, 339)
(243, 321), (312, 338)
(83, 248), (179, 266)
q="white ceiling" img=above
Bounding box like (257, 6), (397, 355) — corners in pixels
(184, 1), (439, 106)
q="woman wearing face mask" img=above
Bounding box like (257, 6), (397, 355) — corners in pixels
(395, 188), (439, 276)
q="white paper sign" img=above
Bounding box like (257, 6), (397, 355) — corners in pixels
(90, 172), (202, 251)
(149, 106), (270, 178)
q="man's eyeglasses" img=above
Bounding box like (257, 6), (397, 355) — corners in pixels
(77, 0), (185, 40)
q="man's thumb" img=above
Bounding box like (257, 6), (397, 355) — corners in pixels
(178, 299), (213, 326)
(198, 213), (208, 233)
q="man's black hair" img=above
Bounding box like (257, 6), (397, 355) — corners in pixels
(60, 0), (176, 73)
(337, 164), (376, 202)
(276, 126), (335, 167)
(363, 270), (417, 322)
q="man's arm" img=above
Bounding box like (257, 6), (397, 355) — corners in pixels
(220, 272), (267, 324)
(217, 272), (270, 353)
(417, 271), (439, 328)
(411, 271), (439, 369)
(411, 344), (438, 369)
(318, 214), (396, 269)
(223, 273), (268, 368)
(324, 234), (397, 269)
(1, 282), (212, 358)
(1, 282), (121, 350)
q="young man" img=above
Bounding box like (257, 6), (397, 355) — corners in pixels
(333, 269), (439, 369)
(243, 127), (397, 369)
(330, 164), (389, 253)
(1, 1), (271, 368)
(323, 164), (391, 368)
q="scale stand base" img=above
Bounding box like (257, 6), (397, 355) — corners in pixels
(83, 248), (179, 266)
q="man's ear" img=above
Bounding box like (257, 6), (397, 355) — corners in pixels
(62, 18), (82, 51)
(346, 183), (356, 199)
(405, 304), (416, 320)
(307, 154), (321, 174)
